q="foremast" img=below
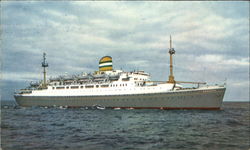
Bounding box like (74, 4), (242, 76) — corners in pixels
(167, 35), (175, 83)
(166, 36), (206, 86)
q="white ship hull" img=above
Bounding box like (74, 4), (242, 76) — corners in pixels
(14, 87), (225, 110)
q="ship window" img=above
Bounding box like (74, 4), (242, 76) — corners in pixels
(101, 85), (109, 88)
(122, 78), (129, 81)
(80, 86), (83, 88)
(96, 85), (99, 88)
(86, 85), (94, 88)
(52, 87), (55, 89)
(134, 78), (138, 80)
(66, 87), (69, 89)
(56, 87), (65, 89)
(71, 86), (79, 89)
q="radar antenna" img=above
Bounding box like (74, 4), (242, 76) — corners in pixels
(167, 35), (175, 83)
(42, 52), (48, 88)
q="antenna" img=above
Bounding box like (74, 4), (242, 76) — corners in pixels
(170, 35), (172, 49)
(167, 35), (175, 83)
(42, 52), (48, 88)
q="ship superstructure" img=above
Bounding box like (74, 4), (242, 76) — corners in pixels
(14, 36), (226, 109)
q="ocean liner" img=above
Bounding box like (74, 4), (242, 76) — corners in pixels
(14, 36), (226, 109)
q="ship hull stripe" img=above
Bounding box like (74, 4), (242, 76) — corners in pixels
(111, 107), (220, 110)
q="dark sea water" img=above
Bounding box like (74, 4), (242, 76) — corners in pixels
(1, 101), (249, 150)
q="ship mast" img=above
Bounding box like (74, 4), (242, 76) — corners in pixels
(42, 52), (48, 88)
(167, 35), (175, 83)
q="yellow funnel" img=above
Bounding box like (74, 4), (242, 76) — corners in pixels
(99, 56), (113, 71)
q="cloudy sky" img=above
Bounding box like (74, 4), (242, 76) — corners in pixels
(1, 1), (249, 101)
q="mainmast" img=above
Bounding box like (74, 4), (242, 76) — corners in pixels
(167, 35), (175, 83)
(42, 52), (48, 88)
